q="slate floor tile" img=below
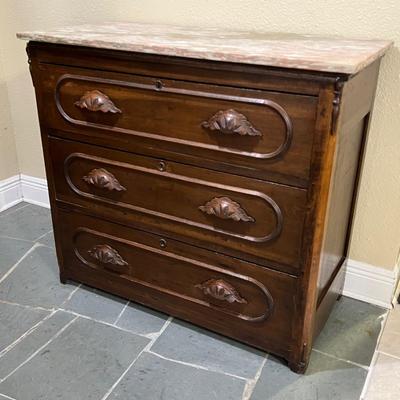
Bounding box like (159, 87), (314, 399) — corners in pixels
(384, 306), (400, 334)
(0, 237), (33, 279)
(364, 352), (400, 400)
(250, 352), (367, 400)
(37, 230), (55, 248)
(0, 245), (76, 308)
(0, 302), (49, 353)
(108, 352), (246, 400)
(151, 320), (265, 379)
(313, 297), (385, 366)
(115, 302), (168, 335)
(0, 310), (75, 379)
(63, 285), (127, 324)
(0, 317), (150, 400)
(378, 330), (400, 358)
(0, 205), (382, 398)
(0, 202), (27, 218)
(0, 204), (51, 242)
(0, 394), (15, 400)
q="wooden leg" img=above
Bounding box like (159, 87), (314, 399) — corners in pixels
(288, 359), (307, 374)
(60, 272), (68, 284)
(288, 349), (310, 374)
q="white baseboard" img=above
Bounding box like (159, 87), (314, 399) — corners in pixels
(0, 175), (23, 212)
(343, 259), (399, 309)
(20, 174), (50, 208)
(0, 174), (49, 211)
(1, 174), (399, 308)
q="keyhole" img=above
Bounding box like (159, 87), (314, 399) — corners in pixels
(158, 161), (166, 172)
(155, 80), (163, 90)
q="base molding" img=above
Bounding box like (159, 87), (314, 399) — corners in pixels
(343, 259), (399, 309)
(0, 174), (49, 212)
(20, 174), (50, 208)
(0, 175), (23, 212)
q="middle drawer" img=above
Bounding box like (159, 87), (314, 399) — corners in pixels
(49, 136), (307, 273)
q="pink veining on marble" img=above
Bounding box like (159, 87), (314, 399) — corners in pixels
(17, 22), (392, 74)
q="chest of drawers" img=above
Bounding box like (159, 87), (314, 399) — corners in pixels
(20, 23), (391, 373)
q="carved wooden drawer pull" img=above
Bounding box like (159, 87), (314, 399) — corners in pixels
(202, 109), (261, 136)
(196, 279), (247, 304)
(74, 90), (122, 113)
(199, 196), (255, 222)
(88, 244), (128, 267)
(83, 168), (126, 192)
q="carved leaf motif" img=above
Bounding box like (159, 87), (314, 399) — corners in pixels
(196, 279), (247, 304)
(74, 90), (122, 113)
(199, 197), (255, 222)
(202, 109), (261, 136)
(83, 168), (126, 192)
(88, 244), (128, 267)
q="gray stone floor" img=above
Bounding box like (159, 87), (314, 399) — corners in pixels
(363, 304), (400, 399)
(0, 203), (387, 400)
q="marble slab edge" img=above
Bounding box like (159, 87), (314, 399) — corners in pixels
(16, 23), (393, 75)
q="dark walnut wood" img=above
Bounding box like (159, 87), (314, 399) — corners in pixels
(26, 40), (382, 373)
(195, 279), (248, 304)
(199, 196), (255, 222)
(58, 209), (284, 337)
(75, 89), (122, 113)
(83, 168), (126, 192)
(88, 244), (128, 267)
(33, 59), (316, 187)
(48, 136), (302, 273)
(202, 109), (262, 136)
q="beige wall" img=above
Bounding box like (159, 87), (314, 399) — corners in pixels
(0, 47), (19, 181)
(0, 0), (399, 270)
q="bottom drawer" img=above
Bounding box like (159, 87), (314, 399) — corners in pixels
(56, 207), (298, 358)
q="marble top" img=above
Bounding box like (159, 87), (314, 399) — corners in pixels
(17, 22), (392, 74)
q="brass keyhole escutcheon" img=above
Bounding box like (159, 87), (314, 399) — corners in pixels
(155, 80), (163, 90)
(158, 160), (166, 172)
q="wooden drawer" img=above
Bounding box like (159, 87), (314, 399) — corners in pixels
(49, 137), (307, 274)
(38, 64), (318, 186)
(57, 208), (297, 357)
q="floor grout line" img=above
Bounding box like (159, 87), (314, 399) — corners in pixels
(100, 316), (173, 400)
(0, 243), (40, 285)
(57, 307), (152, 339)
(379, 329), (400, 337)
(0, 392), (17, 400)
(0, 316), (79, 384)
(0, 203), (29, 219)
(242, 354), (269, 400)
(0, 297), (167, 343)
(0, 299), (54, 313)
(312, 348), (369, 370)
(34, 229), (53, 242)
(146, 349), (249, 381)
(34, 243), (54, 250)
(0, 310), (57, 359)
(0, 296), (165, 342)
(360, 309), (390, 400)
(35, 244), (54, 250)
(112, 300), (130, 326)
(0, 235), (34, 244)
(360, 349), (380, 400)
(141, 329), (166, 340)
(59, 283), (82, 308)
(376, 349), (400, 361)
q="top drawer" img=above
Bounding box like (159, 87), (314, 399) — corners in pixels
(37, 64), (318, 187)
